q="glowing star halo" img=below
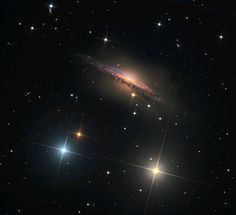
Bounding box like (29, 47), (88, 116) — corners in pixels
(61, 147), (67, 154)
(152, 167), (160, 175)
(76, 132), (82, 137)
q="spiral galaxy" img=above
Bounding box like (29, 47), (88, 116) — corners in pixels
(81, 55), (162, 103)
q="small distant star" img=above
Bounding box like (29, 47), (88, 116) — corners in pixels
(49, 3), (54, 13)
(106, 171), (110, 175)
(147, 104), (151, 108)
(133, 111), (136, 115)
(131, 92), (135, 97)
(30, 26), (34, 31)
(157, 22), (162, 27)
(219, 35), (223, 40)
(104, 37), (108, 42)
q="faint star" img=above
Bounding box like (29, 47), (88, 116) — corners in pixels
(104, 37), (108, 42)
(219, 35), (223, 40)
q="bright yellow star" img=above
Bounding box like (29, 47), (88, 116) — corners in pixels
(152, 167), (160, 175)
(76, 132), (82, 137)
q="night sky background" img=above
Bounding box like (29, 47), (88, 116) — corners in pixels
(1, 0), (235, 214)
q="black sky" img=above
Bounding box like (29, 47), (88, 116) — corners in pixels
(1, 0), (235, 215)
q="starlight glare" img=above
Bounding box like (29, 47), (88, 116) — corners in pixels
(76, 132), (82, 137)
(61, 147), (67, 154)
(152, 167), (160, 175)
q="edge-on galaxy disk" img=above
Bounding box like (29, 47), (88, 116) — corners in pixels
(80, 55), (162, 103)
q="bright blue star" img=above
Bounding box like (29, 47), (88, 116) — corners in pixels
(61, 147), (67, 154)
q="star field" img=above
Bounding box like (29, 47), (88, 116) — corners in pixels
(1, 1), (235, 215)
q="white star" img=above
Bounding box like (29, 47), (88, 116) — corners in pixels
(219, 35), (223, 40)
(49, 3), (54, 13)
(104, 37), (108, 42)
